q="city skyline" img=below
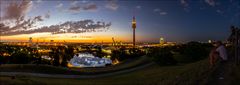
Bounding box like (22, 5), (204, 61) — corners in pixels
(1, 0), (240, 43)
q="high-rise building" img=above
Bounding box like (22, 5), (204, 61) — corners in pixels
(132, 16), (136, 47)
(29, 37), (33, 47)
(29, 37), (32, 43)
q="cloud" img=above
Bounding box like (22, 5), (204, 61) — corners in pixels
(159, 12), (168, 15)
(180, 0), (188, 7)
(154, 8), (167, 15)
(3, 0), (32, 21)
(36, 0), (42, 3)
(81, 0), (88, 3)
(33, 16), (43, 22)
(153, 8), (160, 12)
(45, 11), (50, 19)
(0, 15), (45, 34)
(0, 0), (49, 34)
(1, 20), (111, 36)
(83, 3), (97, 11)
(70, 1), (79, 6)
(0, 23), (10, 33)
(216, 9), (223, 14)
(180, 0), (189, 12)
(69, 6), (81, 13)
(205, 0), (215, 6)
(105, 0), (119, 11)
(68, 3), (98, 13)
(55, 3), (63, 8)
(136, 6), (141, 9)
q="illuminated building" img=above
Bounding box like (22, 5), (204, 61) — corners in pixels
(208, 40), (212, 43)
(68, 53), (112, 67)
(132, 16), (136, 47)
(160, 37), (164, 45)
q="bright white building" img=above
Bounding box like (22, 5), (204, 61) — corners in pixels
(69, 53), (112, 67)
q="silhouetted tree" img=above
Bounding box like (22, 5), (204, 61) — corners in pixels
(176, 42), (209, 63)
(53, 48), (60, 66)
(61, 54), (68, 67)
(9, 51), (31, 64)
(65, 46), (74, 60)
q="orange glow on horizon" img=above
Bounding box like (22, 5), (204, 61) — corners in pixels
(0, 32), (137, 43)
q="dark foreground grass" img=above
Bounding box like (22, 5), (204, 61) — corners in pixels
(0, 56), (151, 75)
(1, 59), (216, 85)
(227, 63), (240, 85)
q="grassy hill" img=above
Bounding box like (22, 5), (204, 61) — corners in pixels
(1, 58), (239, 85)
(0, 59), (217, 84)
(0, 56), (151, 75)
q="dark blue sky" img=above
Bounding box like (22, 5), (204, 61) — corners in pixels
(1, 0), (240, 42)
(121, 0), (240, 42)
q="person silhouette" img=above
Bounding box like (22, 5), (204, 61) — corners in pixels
(215, 41), (228, 63)
(209, 42), (218, 68)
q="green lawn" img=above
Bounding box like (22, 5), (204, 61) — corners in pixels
(1, 59), (215, 85)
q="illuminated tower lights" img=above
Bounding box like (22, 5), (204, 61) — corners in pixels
(160, 37), (164, 44)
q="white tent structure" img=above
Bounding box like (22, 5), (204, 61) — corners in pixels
(69, 53), (112, 67)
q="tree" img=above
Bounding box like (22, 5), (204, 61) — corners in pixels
(53, 48), (60, 66)
(111, 50), (121, 60)
(9, 51), (31, 64)
(65, 46), (74, 60)
(177, 42), (209, 63)
(61, 47), (69, 67)
(49, 48), (55, 65)
(37, 49), (41, 65)
(129, 48), (145, 58)
(96, 46), (104, 58)
(61, 54), (68, 67)
(117, 46), (128, 61)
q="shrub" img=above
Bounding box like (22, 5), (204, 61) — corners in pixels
(9, 51), (31, 64)
(175, 42), (209, 63)
(150, 47), (177, 66)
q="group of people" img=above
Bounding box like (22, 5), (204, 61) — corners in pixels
(209, 41), (228, 68)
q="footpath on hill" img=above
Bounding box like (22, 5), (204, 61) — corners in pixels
(197, 59), (239, 85)
(0, 62), (154, 78)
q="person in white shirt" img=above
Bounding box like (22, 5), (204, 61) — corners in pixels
(215, 41), (228, 62)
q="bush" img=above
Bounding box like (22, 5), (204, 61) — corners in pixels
(150, 47), (177, 66)
(9, 51), (31, 64)
(174, 42), (209, 63)
(111, 47), (127, 61)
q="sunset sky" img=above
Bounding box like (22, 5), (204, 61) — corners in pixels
(0, 0), (240, 43)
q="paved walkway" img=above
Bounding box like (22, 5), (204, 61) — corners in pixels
(0, 62), (154, 79)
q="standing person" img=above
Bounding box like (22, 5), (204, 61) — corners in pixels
(215, 41), (229, 80)
(209, 45), (218, 68)
(216, 41), (228, 63)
